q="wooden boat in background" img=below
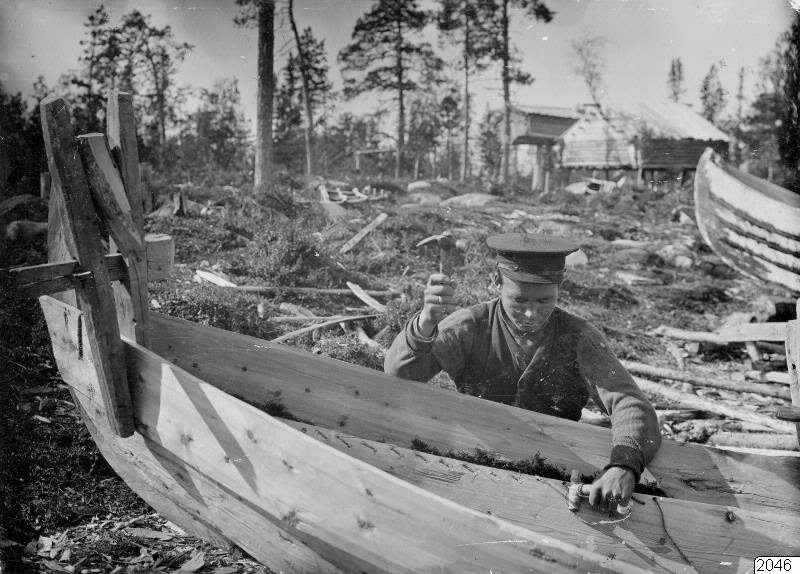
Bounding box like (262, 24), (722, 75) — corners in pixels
(694, 148), (800, 293)
(10, 95), (800, 573)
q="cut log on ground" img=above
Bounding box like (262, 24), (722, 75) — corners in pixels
(652, 323), (787, 343)
(622, 361), (790, 399)
(339, 212), (387, 254)
(633, 376), (795, 434)
(707, 432), (799, 451)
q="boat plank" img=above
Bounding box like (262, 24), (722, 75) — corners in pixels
(146, 313), (800, 514)
(40, 298), (644, 574)
(285, 420), (800, 574)
(41, 299), (345, 573)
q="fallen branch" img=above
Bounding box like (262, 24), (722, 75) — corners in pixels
(346, 281), (387, 313)
(235, 284), (399, 298)
(339, 212), (388, 254)
(707, 432), (798, 451)
(633, 376), (795, 433)
(271, 313), (377, 343)
(745, 371), (791, 385)
(268, 315), (360, 323)
(622, 361), (790, 400)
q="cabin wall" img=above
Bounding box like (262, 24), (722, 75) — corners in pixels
(560, 139), (636, 169)
(641, 138), (728, 169)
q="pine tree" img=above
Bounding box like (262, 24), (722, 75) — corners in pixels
(700, 62), (728, 126)
(480, 0), (553, 185)
(667, 57), (685, 103)
(235, 0), (275, 190)
(437, 0), (494, 180)
(339, 0), (443, 178)
(288, 0), (332, 176)
(778, 12), (800, 190)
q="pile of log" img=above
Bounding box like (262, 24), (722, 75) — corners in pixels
(643, 302), (799, 454)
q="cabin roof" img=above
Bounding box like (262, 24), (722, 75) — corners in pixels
(637, 101), (730, 142)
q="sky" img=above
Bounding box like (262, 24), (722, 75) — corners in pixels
(0, 0), (796, 129)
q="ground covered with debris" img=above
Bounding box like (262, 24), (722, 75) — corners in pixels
(1, 180), (795, 572)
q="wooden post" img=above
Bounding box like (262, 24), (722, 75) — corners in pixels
(106, 92), (150, 347)
(787, 299), (800, 448)
(40, 172), (51, 200)
(41, 96), (134, 437)
(77, 133), (149, 347)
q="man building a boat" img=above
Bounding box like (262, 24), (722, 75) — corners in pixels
(384, 233), (661, 509)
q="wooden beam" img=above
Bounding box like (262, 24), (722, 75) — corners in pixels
(786, 300), (800, 447)
(339, 212), (387, 254)
(146, 312), (800, 514)
(41, 297), (642, 574)
(41, 96), (133, 437)
(78, 133), (149, 346)
(8, 234), (173, 298)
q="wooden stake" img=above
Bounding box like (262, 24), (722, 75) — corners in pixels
(345, 281), (387, 313)
(339, 212), (387, 254)
(41, 96), (133, 437)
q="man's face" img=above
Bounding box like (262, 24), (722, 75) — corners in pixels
(499, 275), (560, 333)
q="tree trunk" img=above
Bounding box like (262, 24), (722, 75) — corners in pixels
(255, 0), (275, 191)
(461, 19), (470, 182)
(395, 18), (405, 179)
(289, 0), (315, 177)
(501, 0), (511, 185)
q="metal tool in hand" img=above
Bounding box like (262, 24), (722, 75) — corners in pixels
(567, 469), (632, 516)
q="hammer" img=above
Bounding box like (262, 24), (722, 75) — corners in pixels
(567, 470), (632, 515)
(417, 232), (457, 275)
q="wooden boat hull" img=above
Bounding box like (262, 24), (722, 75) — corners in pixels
(30, 95), (800, 574)
(40, 296), (800, 574)
(694, 148), (800, 293)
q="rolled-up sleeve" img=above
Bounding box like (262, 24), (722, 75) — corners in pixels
(576, 325), (661, 481)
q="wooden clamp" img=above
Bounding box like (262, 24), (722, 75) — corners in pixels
(41, 96), (134, 437)
(78, 132), (149, 346)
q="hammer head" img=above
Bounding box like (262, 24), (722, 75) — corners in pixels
(417, 232), (457, 275)
(416, 231), (456, 251)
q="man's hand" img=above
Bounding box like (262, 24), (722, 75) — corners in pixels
(588, 466), (635, 510)
(417, 274), (457, 337)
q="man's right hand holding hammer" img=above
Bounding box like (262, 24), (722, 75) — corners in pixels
(415, 274), (458, 338)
